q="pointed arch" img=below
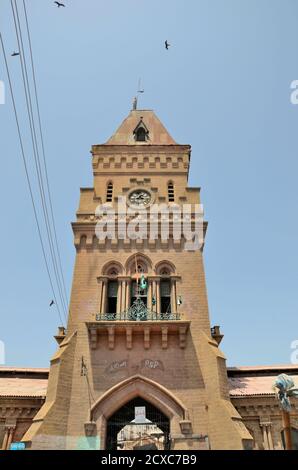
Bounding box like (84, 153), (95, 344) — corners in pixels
(125, 253), (153, 275)
(133, 118), (149, 142)
(155, 260), (176, 276)
(101, 260), (124, 276)
(91, 375), (187, 422)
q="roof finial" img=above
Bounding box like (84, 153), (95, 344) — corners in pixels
(132, 96), (137, 110)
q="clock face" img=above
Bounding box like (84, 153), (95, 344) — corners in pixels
(129, 190), (151, 207)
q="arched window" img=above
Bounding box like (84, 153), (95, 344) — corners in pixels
(168, 182), (174, 202)
(136, 127), (146, 142)
(106, 182), (113, 202)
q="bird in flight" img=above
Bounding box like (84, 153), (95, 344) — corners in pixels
(11, 51), (20, 57)
(54, 1), (65, 7)
(165, 40), (170, 50)
(49, 300), (55, 307)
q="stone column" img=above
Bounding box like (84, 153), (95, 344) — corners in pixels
(267, 425), (274, 450)
(156, 277), (161, 316)
(261, 424), (269, 450)
(126, 279), (131, 310)
(116, 278), (122, 315)
(6, 426), (15, 450)
(2, 428), (9, 450)
(170, 278), (177, 314)
(97, 278), (103, 314)
(100, 277), (108, 314)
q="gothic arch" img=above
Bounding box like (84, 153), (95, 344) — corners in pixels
(125, 253), (153, 275)
(155, 260), (176, 275)
(101, 260), (124, 276)
(91, 375), (187, 422)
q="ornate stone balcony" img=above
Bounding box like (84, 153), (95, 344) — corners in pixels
(87, 299), (189, 350)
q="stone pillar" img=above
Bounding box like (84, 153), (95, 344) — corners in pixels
(125, 278), (131, 310)
(120, 279), (127, 312)
(156, 277), (161, 315)
(116, 278), (122, 315)
(2, 428), (9, 450)
(261, 425), (269, 450)
(101, 278), (108, 314)
(170, 278), (177, 314)
(6, 426), (15, 450)
(267, 425), (274, 450)
(97, 278), (103, 313)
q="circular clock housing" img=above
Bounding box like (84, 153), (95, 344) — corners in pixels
(128, 189), (152, 208)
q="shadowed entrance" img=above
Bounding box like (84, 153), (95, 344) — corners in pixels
(106, 397), (170, 450)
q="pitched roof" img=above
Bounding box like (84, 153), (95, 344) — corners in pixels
(0, 366), (48, 398)
(228, 374), (298, 397)
(0, 376), (48, 398)
(105, 110), (177, 145)
(0, 365), (298, 399)
(228, 365), (298, 397)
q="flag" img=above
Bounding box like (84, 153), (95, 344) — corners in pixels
(140, 274), (147, 291)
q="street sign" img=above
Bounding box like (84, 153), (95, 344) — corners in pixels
(10, 442), (25, 450)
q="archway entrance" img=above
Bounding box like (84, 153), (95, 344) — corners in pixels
(106, 397), (171, 450)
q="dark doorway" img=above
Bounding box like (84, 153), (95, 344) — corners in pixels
(106, 397), (170, 450)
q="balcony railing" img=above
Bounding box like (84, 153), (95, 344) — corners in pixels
(95, 298), (181, 322)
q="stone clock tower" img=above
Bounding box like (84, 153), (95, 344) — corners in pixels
(23, 109), (252, 450)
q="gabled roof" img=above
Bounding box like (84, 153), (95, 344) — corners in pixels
(105, 110), (177, 145)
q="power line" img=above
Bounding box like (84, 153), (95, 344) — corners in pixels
(10, 0), (68, 319)
(22, 0), (68, 305)
(0, 32), (65, 327)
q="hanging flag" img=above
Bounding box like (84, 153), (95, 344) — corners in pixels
(140, 274), (147, 291)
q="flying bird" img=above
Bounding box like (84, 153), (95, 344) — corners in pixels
(11, 51), (20, 57)
(165, 40), (170, 50)
(49, 300), (55, 307)
(54, 1), (65, 7)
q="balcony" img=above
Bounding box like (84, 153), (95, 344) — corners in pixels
(87, 299), (189, 350)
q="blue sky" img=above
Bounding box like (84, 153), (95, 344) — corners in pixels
(0, 0), (297, 367)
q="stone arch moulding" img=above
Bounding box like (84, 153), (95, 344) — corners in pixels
(125, 253), (153, 275)
(101, 260), (124, 276)
(90, 375), (188, 423)
(155, 260), (176, 275)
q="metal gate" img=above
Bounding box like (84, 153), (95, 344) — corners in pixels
(106, 397), (171, 450)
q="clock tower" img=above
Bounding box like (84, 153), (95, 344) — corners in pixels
(23, 108), (252, 450)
